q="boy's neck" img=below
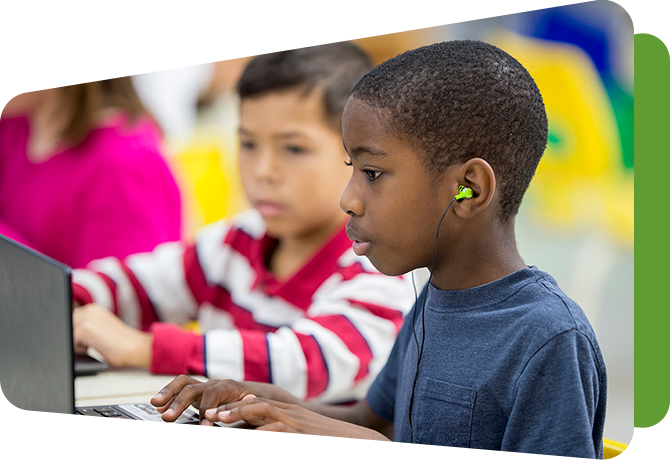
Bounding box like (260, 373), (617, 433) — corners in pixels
(268, 213), (347, 281)
(430, 219), (526, 292)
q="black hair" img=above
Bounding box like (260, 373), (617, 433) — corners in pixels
(237, 42), (374, 132)
(351, 40), (548, 221)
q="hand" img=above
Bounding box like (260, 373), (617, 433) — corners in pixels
(206, 397), (390, 441)
(150, 375), (294, 424)
(72, 304), (152, 368)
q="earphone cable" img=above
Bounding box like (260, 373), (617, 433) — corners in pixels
(408, 197), (456, 443)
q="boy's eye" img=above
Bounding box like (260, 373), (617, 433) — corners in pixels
(240, 140), (256, 150)
(364, 169), (382, 181)
(344, 160), (353, 166)
(285, 145), (307, 154)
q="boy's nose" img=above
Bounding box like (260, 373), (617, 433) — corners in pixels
(339, 179), (364, 217)
(254, 150), (280, 183)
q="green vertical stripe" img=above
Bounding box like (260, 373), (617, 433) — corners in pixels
(634, 33), (670, 428)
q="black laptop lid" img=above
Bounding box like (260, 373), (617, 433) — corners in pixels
(0, 234), (74, 414)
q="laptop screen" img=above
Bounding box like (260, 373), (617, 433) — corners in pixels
(0, 234), (75, 414)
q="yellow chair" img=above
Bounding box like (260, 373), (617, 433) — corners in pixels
(603, 437), (628, 458)
(168, 139), (248, 239)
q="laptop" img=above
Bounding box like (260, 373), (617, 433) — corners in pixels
(75, 353), (109, 377)
(0, 234), (200, 423)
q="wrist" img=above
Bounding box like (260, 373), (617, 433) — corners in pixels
(127, 332), (152, 368)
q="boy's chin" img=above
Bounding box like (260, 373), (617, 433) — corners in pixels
(262, 219), (294, 239)
(366, 254), (412, 277)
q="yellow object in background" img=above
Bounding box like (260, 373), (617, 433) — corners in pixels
(603, 438), (628, 458)
(182, 321), (201, 333)
(490, 30), (633, 248)
(169, 139), (248, 239)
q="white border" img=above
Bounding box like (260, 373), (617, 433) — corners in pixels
(635, 0), (670, 30)
(635, 430), (670, 460)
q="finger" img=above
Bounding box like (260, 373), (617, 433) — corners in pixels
(206, 407), (266, 427)
(152, 375), (199, 407)
(74, 344), (89, 355)
(160, 381), (214, 422)
(197, 380), (242, 421)
(200, 419), (214, 426)
(200, 389), (258, 422)
(216, 396), (291, 413)
(158, 388), (204, 419)
(198, 380), (249, 430)
(237, 393), (268, 424)
(151, 375), (201, 412)
(215, 399), (289, 427)
(200, 392), (256, 422)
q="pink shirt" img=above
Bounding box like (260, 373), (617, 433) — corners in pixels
(0, 115), (182, 268)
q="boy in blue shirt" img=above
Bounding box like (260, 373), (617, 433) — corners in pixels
(151, 40), (607, 458)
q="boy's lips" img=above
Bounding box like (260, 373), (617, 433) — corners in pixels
(352, 241), (371, 256)
(255, 200), (286, 217)
(346, 226), (371, 256)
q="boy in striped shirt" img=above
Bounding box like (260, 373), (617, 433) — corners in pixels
(71, 42), (416, 404)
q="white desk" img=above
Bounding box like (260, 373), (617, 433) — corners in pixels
(0, 370), (299, 460)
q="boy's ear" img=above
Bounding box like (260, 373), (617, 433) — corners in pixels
(451, 158), (496, 219)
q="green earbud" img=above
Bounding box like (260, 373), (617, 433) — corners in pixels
(454, 185), (474, 201)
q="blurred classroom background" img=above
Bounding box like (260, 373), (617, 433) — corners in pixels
(130, 0), (633, 445)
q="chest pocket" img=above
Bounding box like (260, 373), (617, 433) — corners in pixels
(414, 378), (476, 447)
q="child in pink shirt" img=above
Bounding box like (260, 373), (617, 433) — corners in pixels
(0, 79), (181, 268)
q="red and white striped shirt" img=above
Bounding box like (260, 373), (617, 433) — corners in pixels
(72, 210), (415, 403)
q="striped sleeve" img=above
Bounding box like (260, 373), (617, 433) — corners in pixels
(71, 220), (232, 331)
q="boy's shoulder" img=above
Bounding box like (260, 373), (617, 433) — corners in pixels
(513, 268), (598, 345)
(484, 267), (604, 372)
(425, 266), (600, 357)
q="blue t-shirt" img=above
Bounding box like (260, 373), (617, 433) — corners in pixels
(366, 266), (607, 458)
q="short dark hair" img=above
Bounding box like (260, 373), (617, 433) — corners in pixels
(351, 40), (548, 221)
(237, 42), (374, 132)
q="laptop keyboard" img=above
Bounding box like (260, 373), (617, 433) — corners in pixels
(75, 407), (198, 460)
(77, 403), (202, 424)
